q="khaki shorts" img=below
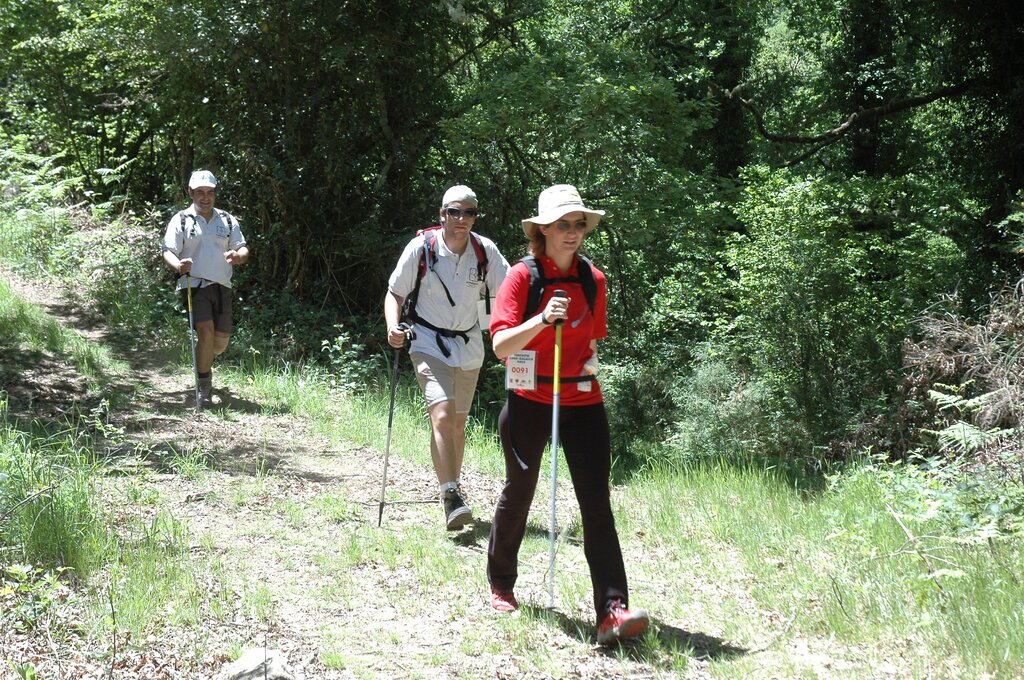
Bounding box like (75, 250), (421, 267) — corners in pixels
(411, 352), (480, 414)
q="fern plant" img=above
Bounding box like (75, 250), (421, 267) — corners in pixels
(924, 386), (1014, 455)
(926, 420), (1014, 456)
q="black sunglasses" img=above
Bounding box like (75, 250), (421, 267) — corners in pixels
(444, 207), (480, 219)
(553, 219), (588, 232)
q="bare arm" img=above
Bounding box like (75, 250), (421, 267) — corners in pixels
(225, 246), (249, 265)
(163, 250), (191, 274)
(491, 295), (570, 360)
(384, 290), (407, 348)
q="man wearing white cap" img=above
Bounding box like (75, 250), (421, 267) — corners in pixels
(384, 185), (509, 530)
(162, 170), (249, 407)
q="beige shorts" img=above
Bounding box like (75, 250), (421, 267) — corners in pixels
(410, 352), (481, 414)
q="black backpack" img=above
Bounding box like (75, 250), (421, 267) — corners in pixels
(519, 254), (597, 323)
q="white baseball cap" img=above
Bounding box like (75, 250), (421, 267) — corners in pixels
(188, 170), (217, 190)
(521, 184), (604, 238)
(441, 185), (477, 207)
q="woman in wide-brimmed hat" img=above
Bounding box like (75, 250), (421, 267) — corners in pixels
(485, 184), (649, 646)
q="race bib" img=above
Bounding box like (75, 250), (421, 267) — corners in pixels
(505, 350), (537, 390)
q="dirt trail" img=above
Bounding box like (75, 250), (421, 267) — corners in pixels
(1, 270), (520, 677)
(1, 269), (850, 679)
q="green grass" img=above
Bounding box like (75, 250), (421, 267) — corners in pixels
(0, 276), (127, 384)
(168, 445), (211, 480)
(619, 460), (1024, 678)
(0, 413), (106, 577)
(0, 283), (218, 666)
(215, 356), (559, 487)
(5, 321), (1022, 677)
(205, 355), (1024, 676)
(87, 511), (205, 636)
(0, 406), (217, 648)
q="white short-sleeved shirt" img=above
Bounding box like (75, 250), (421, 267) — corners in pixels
(163, 206), (247, 290)
(388, 229), (509, 370)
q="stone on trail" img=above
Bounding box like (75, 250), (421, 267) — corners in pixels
(220, 648), (295, 680)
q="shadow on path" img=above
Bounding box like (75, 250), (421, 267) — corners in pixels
(652, 621), (749, 661)
(516, 604), (748, 668)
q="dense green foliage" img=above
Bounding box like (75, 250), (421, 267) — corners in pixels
(2, 0), (1023, 466)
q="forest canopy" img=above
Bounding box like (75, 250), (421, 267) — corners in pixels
(2, 0), (1023, 463)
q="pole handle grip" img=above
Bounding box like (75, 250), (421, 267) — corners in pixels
(552, 289), (567, 327)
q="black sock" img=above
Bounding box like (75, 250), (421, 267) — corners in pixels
(198, 371), (211, 379)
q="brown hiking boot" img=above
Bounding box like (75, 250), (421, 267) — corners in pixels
(198, 376), (213, 407)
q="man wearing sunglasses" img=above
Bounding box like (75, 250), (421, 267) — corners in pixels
(385, 185), (510, 530)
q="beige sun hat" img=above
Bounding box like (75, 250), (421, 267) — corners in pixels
(521, 184), (604, 239)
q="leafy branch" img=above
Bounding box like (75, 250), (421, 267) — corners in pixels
(715, 80), (974, 166)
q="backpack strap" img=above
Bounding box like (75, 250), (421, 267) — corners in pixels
(411, 316), (473, 359)
(181, 209), (232, 235)
(215, 209), (235, 229)
(468, 232), (491, 315)
(576, 254), (597, 315)
(402, 235), (476, 360)
(174, 211), (211, 286)
(538, 374), (594, 383)
(178, 210), (203, 240)
(403, 227), (491, 323)
(521, 255), (545, 322)
(401, 228), (446, 323)
(422, 231), (455, 306)
(520, 254), (596, 322)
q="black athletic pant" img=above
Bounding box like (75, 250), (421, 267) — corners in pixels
(487, 392), (629, 622)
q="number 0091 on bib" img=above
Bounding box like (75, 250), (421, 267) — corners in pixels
(505, 350), (537, 390)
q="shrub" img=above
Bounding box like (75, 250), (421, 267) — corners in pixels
(725, 166), (966, 454)
(600, 359), (676, 466)
(852, 279), (1024, 534)
(321, 322), (385, 394)
(666, 345), (787, 462)
(899, 281), (1023, 472)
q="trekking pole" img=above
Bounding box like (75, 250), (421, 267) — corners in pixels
(378, 323), (411, 527)
(547, 289), (567, 609)
(185, 274), (201, 415)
